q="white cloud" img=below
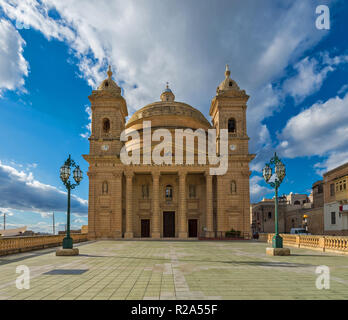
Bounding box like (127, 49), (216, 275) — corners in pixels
(278, 92), (348, 160)
(0, 0), (329, 154)
(338, 84), (348, 96)
(0, 18), (28, 94)
(80, 105), (92, 139)
(283, 53), (348, 103)
(314, 151), (348, 176)
(250, 175), (272, 203)
(73, 218), (85, 224)
(0, 161), (88, 214)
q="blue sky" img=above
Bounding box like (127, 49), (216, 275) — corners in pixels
(0, 0), (347, 233)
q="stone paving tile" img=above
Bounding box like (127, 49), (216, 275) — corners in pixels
(0, 240), (347, 300)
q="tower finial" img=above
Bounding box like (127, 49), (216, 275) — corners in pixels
(107, 65), (112, 79)
(166, 81), (169, 89)
(225, 64), (231, 78)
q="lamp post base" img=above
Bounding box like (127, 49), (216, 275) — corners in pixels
(62, 236), (73, 249)
(272, 234), (283, 248)
(56, 248), (79, 256)
(266, 247), (290, 256)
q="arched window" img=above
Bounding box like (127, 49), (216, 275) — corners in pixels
(294, 200), (301, 205)
(228, 118), (236, 133)
(102, 118), (110, 133)
(230, 181), (237, 194)
(102, 181), (108, 194)
(165, 185), (173, 200)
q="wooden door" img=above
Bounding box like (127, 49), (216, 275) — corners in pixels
(188, 219), (198, 238)
(163, 212), (175, 237)
(141, 219), (150, 238)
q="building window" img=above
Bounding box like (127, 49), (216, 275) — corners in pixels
(228, 118), (236, 133)
(331, 212), (336, 225)
(230, 181), (237, 194)
(268, 212), (272, 219)
(189, 185), (196, 198)
(102, 118), (110, 133)
(318, 184), (323, 194)
(330, 183), (335, 196)
(102, 181), (108, 194)
(142, 184), (149, 199)
(165, 185), (173, 200)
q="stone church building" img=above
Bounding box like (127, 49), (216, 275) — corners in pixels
(83, 66), (255, 239)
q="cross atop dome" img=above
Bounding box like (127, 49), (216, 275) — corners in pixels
(107, 65), (113, 79)
(225, 64), (231, 78)
(160, 82), (175, 102)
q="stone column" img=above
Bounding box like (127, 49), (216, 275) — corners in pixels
(178, 171), (187, 238)
(152, 171), (161, 238)
(124, 171), (134, 238)
(87, 172), (96, 240)
(216, 176), (227, 233)
(112, 172), (123, 238)
(205, 171), (213, 238)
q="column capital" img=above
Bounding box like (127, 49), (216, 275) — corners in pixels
(124, 171), (134, 179)
(178, 171), (187, 179)
(204, 171), (213, 178)
(152, 171), (161, 179)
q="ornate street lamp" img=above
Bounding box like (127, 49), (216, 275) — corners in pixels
(59, 155), (83, 250)
(263, 152), (286, 249)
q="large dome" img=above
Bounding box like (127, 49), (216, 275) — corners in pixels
(126, 85), (211, 131)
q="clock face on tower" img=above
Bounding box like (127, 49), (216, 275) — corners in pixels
(101, 144), (109, 151)
(230, 144), (237, 151)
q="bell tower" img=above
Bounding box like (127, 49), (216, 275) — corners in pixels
(88, 66), (128, 156)
(83, 66), (128, 239)
(210, 65), (255, 238)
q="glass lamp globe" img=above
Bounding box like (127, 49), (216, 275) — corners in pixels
(275, 162), (286, 182)
(263, 164), (272, 182)
(73, 166), (83, 183)
(60, 165), (70, 182)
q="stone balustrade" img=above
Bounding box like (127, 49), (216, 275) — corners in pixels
(259, 233), (348, 255)
(0, 234), (88, 256)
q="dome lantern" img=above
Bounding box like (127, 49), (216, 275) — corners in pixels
(160, 82), (175, 102)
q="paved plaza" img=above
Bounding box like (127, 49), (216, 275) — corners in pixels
(0, 240), (347, 300)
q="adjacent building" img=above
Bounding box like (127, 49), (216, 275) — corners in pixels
(251, 187), (324, 235)
(323, 162), (348, 235)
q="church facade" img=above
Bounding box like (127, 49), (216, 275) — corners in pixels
(83, 66), (255, 240)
